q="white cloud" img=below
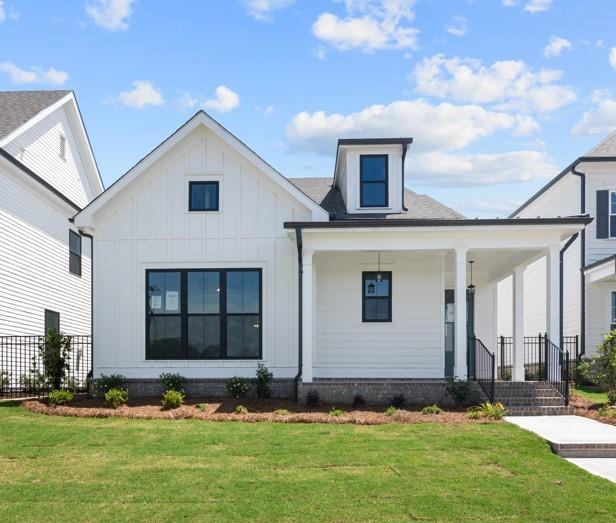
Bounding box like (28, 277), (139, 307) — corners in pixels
(412, 54), (576, 113)
(118, 81), (164, 108)
(524, 0), (552, 13)
(544, 36), (572, 58)
(312, 0), (419, 52)
(0, 1), (5, 23)
(203, 85), (240, 113)
(445, 16), (467, 37)
(286, 99), (529, 156)
(243, 0), (295, 21)
(86, 0), (134, 31)
(572, 95), (616, 136)
(609, 47), (616, 71)
(0, 62), (69, 85)
(255, 104), (274, 116)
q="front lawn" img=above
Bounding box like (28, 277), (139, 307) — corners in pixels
(574, 385), (609, 404)
(0, 402), (614, 522)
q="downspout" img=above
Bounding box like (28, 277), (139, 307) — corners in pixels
(293, 225), (303, 402)
(80, 230), (95, 391)
(571, 162), (586, 357)
(401, 142), (409, 212)
(560, 232), (578, 348)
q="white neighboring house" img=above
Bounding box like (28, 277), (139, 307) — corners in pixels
(498, 130), (616, 359)
(74, 111), (588, 405)
(0, 90), (103, 336)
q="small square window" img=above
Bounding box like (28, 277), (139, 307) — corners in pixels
(189, 181), (219, 211)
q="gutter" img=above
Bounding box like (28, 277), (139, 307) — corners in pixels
(293, 225), (303, 402)
(571, 163), (587, 357)
(559, 232), (578, 349)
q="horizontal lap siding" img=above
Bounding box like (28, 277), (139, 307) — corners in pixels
(587, 282), (616, 356)
(314, 252), (444, 378)
(585, 168), (616, 264)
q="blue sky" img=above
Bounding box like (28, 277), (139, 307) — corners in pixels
(2, 0), (616, 217)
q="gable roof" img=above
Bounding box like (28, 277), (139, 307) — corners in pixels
(290, 177), (465, 220)
(0, 90), (71, 140)
(585, 128), (616, 157)
(74, 111), (329, 228)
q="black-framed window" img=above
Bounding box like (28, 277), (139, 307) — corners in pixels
(611, 292), (616, 331)
(360, 154), (388, 208)
(69, 230), (82, 276)
(362, 272), (392, 322)
(146, 268), (261, 359)
(44, 309), (60, 334)
(189, 181), (219, 211)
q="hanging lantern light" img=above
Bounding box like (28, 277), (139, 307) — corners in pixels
(467, 260), (476, 295)
(368, 281), (376, 294)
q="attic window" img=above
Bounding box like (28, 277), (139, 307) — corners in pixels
(59, 134), (66, 161)
(360, 155), (388, 208)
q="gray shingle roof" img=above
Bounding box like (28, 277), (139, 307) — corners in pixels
(0, 90), (70, 140)
(289, 177), (465, 220)
(585, 128), (616, 157)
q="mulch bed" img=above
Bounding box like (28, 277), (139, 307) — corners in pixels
(22, 397), (492, 425)
(571, 394), (616, 426)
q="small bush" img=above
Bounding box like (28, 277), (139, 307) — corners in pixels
(226, 377), (250, 399)
(599, 403), (616, 418)
(161, 389), (185, 410)
(254, 363), (273, 400)
(306, 389), (319, 406)
(330, 407), (344, 417)
(48, 389), (74, 406)
(39, 330), (72, 390)
(97, 374), (127, 395)
(467, 402), (506, 420)
(446, 378), (472, 404)
(196, 403), (208, 412)
(467, 406), (483, 420)
(608, 389), (616, 406)
(105, 387), (128, 409)
(0, 371), (10, 393)
(579, 331), (616, 393)
(235, 404), (248, 414)
(352, 394), (366, 407)
(274, 408), (289, 416)
(422, 404), (443, 415)
(390, 394), (406, 408)
(385, 406), (397, 416)
(159, 373), (185, 394)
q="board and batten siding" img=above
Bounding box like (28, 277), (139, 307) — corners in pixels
(3, 105), (95, 208)
(0, 164), (91, 336)
(91, 126), (312, 379)
(313, 252), (445, 378)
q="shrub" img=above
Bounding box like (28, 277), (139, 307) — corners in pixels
(48, 389), (73, 406)
(159, 373), (185, 394)
(97, 374), (127, 395)
(254, 363), (273, 400)
(467, 406), (483, 420)
(390, 394), (406, 408)
(352, 394), (366, 407)
(330, 407), (344, 417)
(422, 404), (443, 415)
(599, 403), (616, 418)
(235, 404), (248, 414)
(385, 406), (397, 416)
(446, 378), (472, 405)
(579, 331), (616, 399)
(226, 377), (249, 399)
(38, 330), (72, 390)
(105, 388), (128, 409)
(274, 408), (289, 416)
(306, 389), (319, 406)
(161, 389), (185, 409)
(0, 371), (10, 393)
(19, 368), (46, 394)
(467, 402), (506, 420)
(609, 389), (616, 406)
(196, 403), (208, 412)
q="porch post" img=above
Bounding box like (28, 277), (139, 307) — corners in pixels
(546, 244), (560, 343)
(512, 267), (525, 382)
(302, 249), (314, 383)
(454, 247), (468, 379)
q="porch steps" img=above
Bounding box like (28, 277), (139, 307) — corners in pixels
(493, 382), (571, 416)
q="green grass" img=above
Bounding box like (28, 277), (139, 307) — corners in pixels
(574, 385), (610, 404)
(0, 402), (615, 522)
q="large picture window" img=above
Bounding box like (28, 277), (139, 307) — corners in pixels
(146, 269), (261, 359)
(360, 154), (388, 208)
(362, 272), (392, 322)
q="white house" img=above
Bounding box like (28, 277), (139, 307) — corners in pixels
(74, 111), (589, 408)
(0, 90), (103, 336)
(498, 130), (616, 360)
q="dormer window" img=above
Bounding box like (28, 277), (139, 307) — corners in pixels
(360, 154), (388, 208)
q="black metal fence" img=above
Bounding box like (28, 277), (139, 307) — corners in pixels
(470, 336), (495, 403)
(497, 334), (578, 382)
(0, 335), (91, 398)
(544, 335), (570, 405)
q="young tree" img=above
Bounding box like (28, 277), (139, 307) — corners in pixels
(39, 330), (72, 390)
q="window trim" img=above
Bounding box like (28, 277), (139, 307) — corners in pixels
(362, 271), (392, 323)
(44, 309), (60, 334)
(189, 181), (219, 212)
(145, 268), (262, 360)
(611, 291), (616, 331)
(609, 190), (616, 238)
(69, 230), (82, 277)
(359, 154), (389, 208)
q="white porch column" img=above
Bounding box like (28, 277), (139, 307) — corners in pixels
(546, 244), (560, 343)
(512, 267), (525, 382)
(454, 248), (468, 379)
(302, 249), (314, 383)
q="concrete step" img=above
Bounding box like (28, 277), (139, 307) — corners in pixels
(551, 443), (616, 458)
(499, 398), (566, 407)
(505, 406), (572, 416)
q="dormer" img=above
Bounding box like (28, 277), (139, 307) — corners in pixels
(333, 138), (412, 215)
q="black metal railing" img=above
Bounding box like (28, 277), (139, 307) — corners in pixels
(497, 334), (578, 381)
(470, 336), (495, 403)
(0, 335), (91, 398)
(544, 334), (570, 405)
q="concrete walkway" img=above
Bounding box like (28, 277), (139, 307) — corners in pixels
(506, 415), (616, 483)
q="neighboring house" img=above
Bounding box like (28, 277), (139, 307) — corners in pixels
(73, 111), (588, 405)
(0, 90), (103, 336)
(498, 130), (616, 359)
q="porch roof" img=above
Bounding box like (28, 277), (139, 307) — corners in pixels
(583, 253), (616, 283)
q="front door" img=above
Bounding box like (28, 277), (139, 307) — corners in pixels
(443, 290), (475, 378)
